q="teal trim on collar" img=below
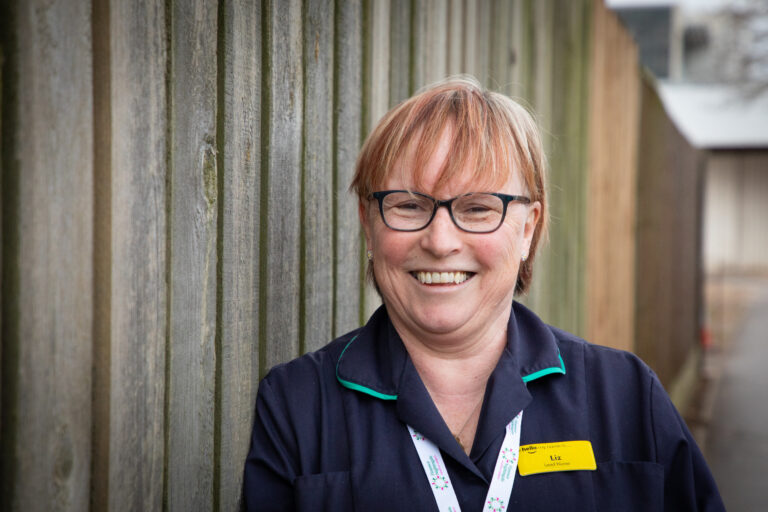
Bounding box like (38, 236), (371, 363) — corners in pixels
(336, 335), (398, 400)
(521, 353), (566, 383)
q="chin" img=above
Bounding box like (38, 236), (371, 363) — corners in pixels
(412, 311), (472, 336)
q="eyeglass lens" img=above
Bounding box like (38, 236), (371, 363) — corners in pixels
(380, 192), (505, 232)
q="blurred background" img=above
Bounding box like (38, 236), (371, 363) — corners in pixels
(609, 1), (768, 510)
(1, 0), (766, 510)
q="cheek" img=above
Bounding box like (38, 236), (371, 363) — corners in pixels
(474, 234), (520, 270)
(373, 228), (412, 268)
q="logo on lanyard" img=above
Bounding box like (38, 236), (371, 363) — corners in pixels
(486, 497), (506, 511)
(432, 475), (451, 490)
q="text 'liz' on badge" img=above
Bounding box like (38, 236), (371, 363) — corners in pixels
(518, 440), (597, 476)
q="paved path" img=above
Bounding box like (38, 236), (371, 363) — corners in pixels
(705, 294), (768, 512)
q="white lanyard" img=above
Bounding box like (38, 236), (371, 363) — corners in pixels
(407, 411), (523, 512)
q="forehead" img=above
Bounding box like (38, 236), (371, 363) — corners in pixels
(381, 126), (523, 196)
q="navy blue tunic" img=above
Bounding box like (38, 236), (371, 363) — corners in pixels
(243, 303), (724, 511)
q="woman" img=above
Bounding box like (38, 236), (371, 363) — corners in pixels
(244, 77), (723, 511)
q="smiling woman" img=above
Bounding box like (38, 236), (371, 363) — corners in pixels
(243, 77), (725, 511)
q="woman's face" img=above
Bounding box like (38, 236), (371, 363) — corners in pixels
(360, 128), (541, 344)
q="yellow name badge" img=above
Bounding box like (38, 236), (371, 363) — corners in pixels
(518, 440), (597, 476)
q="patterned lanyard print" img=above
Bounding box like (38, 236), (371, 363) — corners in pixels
(407, 411), (523, 512)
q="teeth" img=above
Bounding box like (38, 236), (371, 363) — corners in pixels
(415, 271), (469, 284)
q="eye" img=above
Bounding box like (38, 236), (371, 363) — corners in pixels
(383, 193), (432, 215)
(393, 200), (427, 211)
(455, 195), (503, 217)
(464, 203), (493, 214)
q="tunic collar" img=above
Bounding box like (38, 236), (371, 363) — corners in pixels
(335, 302), (565, 479)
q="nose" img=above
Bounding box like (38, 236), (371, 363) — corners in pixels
(419, 205), (463, 257)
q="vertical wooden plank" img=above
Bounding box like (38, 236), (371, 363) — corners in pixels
(586, 0), (640, 351)
(263, 0), (303, 369)
(489, 0), (514, 94)
(474, 0), (491, 85)
(303, 0), (335, 353)
(362, 0), (389, 320)
(365, 0), (391, 131)
(218, 0), (262, 508)
(167, 0), (218, 509)
(109, 1), (167, 509)
(334, 0), (363, 337)
(523, 0), (556, 323)
(462, 0), (478, 78)
(531, 0), (553, 151)
(446, 0), (464, 75)
(1, 1), (93, 510)
(412, 0), (447, 90)
(509, 0), (533, 100)
(389, 0), (412, 104)
(543, 0), (590, 336)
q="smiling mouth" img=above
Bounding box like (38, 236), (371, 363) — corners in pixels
(411, 271), (474, 284)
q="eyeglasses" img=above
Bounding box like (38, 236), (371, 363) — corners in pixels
(371, 190), (531, 233)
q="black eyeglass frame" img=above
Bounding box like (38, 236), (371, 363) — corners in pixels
(371, 189), (532, 234)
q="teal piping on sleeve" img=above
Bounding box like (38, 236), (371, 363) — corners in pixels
(335, 335), (398, 401)
(521, 353), (566, 383)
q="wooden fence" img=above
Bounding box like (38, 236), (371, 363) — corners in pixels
(635, 76), (704, 388)
(0, 1), (697, 510)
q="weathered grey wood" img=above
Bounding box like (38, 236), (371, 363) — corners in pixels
(303, 0), (335, 353)
(461, 0), (491, 84)
(109, 1), (167, 510)
(446, 0), (464, 75)
(390, 0), (412, 104)
(2, 1), (94, 510)
(264, 0), (303, 369)
(413, 0), (448, 89)
(509, 0), (533, 99)
(462, 0), (479, 78)
(167, 1), (218, 510)
(365, 0), (391, 131)
(531, 0), (553, 148)
(474, 0), (492, 85)
(490, 0), (514, 94)
(334, 0), (364, 336)
(218, 0), (262, 508)
(363, 0), (389, 320)
(524, 0), (555, 320)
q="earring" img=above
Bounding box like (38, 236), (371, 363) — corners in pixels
(366, 249), (373, 261)
(521, 253), (528, 262)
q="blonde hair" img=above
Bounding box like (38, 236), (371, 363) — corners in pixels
(350, 76), (548, 294)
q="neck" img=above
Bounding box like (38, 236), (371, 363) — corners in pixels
(394, 309), (509, 395)
(400, 322), (507, 455)
(396, 313), (508, 418)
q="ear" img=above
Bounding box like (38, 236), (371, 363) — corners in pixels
(522, 200), (541, 249)
(359, 200), (373, 249)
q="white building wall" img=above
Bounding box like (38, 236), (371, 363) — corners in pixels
(704, 151), (768, 273)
